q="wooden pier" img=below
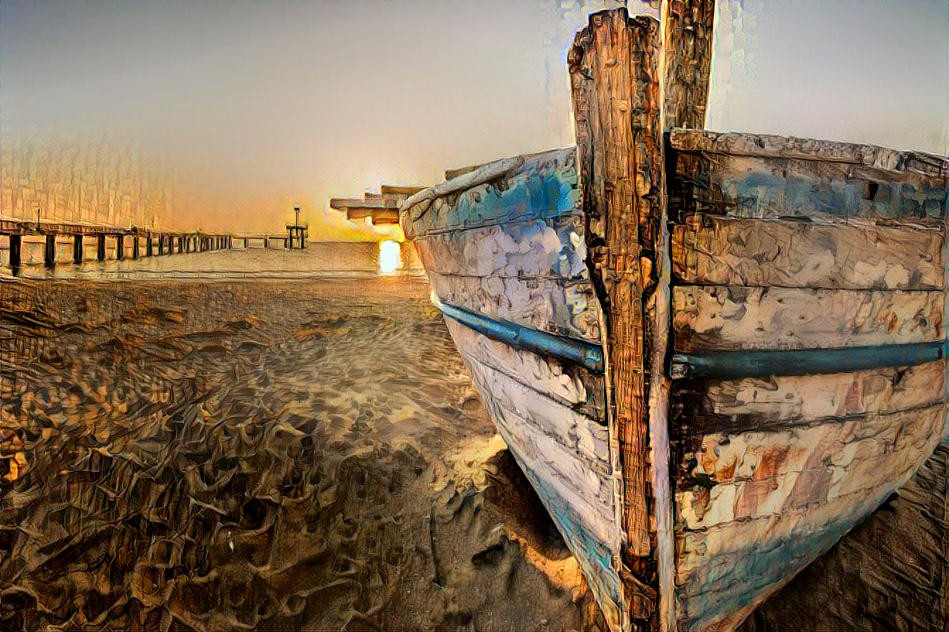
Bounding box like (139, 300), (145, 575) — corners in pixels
(0, 213), (311, 274)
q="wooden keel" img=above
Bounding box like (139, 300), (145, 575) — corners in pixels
(568, 3), (716, 629)
(570, 12), (662, 627)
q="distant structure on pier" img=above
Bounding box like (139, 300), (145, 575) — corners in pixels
(286, 206), (308, 249)
(329, 185), (423, 226)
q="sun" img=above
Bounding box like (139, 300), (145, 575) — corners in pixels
(378, 240), (402, 274)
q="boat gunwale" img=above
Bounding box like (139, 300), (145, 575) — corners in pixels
(398, 147), (578, 216)
(432, 294), (949, 383)
(670, 128), (949, 180)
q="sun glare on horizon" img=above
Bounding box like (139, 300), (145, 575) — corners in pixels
(378, 240), (402, 274)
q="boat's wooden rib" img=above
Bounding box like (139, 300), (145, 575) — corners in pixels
(425, 271), (601, 342)
(661, 1), (716, 132)
(672, 286), (944, 352)
(412, 215), (589, 280)
(671, 360), (944, 435)
(672, 213), (944, 290)
(443, 319), (606, 418)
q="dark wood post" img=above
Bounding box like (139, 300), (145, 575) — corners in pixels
(73, 235), (83, 264)
(132, 235), (139, 259)
(569, 6), (715, 630)
(146, 234), (153, 257)
(9, 234), (21, 271)
(44, 234), (56, 267)
(97, 234), (106, 261)
(116, 235), (124, 260)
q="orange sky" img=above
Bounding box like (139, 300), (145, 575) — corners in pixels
(2, 0), (947, 238)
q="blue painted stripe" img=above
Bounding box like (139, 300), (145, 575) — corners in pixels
(431, 296), (604, 373)
(671, 340), (947, 380)
(435, 295), (946, 380)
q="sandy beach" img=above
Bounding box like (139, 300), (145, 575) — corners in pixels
(1, 267), (946, 630)
(0, 275), (604, 630)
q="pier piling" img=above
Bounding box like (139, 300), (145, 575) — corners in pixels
(9, 234), (21, 270)
(1, 218), (309, 275)
(73, 235), (83, 264)
(44, 234), (56, 267)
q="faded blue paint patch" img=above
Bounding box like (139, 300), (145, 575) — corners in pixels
(679, 514), (860, 628)
(684, 164), (947, 221)
(413, 148), (581, 237)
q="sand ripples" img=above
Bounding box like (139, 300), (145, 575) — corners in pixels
(0, 278), (597, 631)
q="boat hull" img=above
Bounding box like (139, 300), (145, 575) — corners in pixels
(403, 148), (634, 629)
(402, 126), (948, 630)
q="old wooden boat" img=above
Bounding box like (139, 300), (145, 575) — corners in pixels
(400, 6), (949, 631)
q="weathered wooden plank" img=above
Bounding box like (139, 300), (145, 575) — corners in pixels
(672, 286), (944, 353)
(672, 213), (944, 290)
(675, 511), (876, 630)
(745, 444), (949, 631)
(484, 395), (617, 543)
(670, 151), (948, 223)
(510, 451), (628, 632)
(672, 360), (944, 435)
(426, 270), (601, 342)
(402, 155), (524, 216)
(670, 129), (949, 180)
(412, 215), (589, 281)
(401, 148), (579, 239)
(672, 426), (943, 630)
(675, 403), (944, 530)
(459, 349), (610, 468)
(569, 8), (661, 575)
(444, 318), (606, 418)
(671, 401), (944, 629)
